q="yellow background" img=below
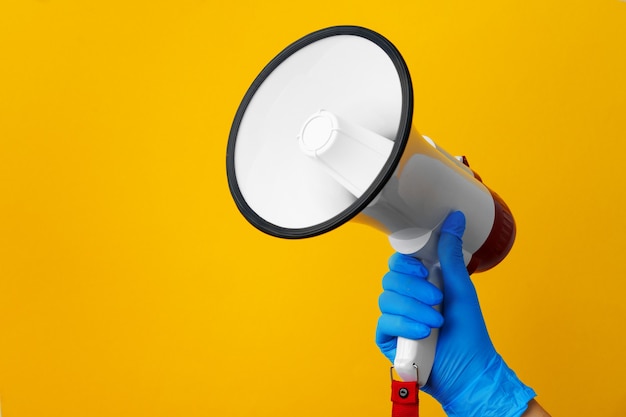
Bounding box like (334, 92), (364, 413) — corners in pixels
(1, 0), (625, 416)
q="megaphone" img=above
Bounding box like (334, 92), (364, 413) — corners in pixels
(226, 26), (515, 386)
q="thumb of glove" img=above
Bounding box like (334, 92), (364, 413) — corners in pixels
(437, 211), (479, 307)
(424, 210), (492, 400)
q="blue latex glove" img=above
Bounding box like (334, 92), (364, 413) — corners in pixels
(376, 211), (536, 417)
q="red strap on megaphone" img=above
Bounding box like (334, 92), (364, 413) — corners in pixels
(391, 377), (419, 417)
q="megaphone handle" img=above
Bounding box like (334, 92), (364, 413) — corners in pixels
(393, 263), (443, 386)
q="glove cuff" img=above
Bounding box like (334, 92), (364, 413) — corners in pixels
(442, 355), (536, 417)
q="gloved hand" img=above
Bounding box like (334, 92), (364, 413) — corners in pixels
(376, 211), (536, 417)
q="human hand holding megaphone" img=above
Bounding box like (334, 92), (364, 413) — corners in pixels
(377, 211), (538, 416)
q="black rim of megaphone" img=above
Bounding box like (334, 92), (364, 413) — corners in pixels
(226, 25), (413, 239)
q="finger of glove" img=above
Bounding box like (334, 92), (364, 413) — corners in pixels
(382, 270), (443, 306)
(378, 291), (444, 329)
(375, 315), (398, 363)
(388, 253), (428, 277)
(376, 313), (433, 346)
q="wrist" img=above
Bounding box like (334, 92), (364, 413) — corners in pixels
(521, 400), (551, 417)
(442, 355), (536, 417)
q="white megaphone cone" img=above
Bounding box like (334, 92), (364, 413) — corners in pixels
(226, 26), (515, 387)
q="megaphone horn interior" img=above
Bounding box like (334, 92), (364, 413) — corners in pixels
(226, 26), (412, 239)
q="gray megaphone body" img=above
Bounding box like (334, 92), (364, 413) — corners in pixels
(226, 26), (515, 386)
